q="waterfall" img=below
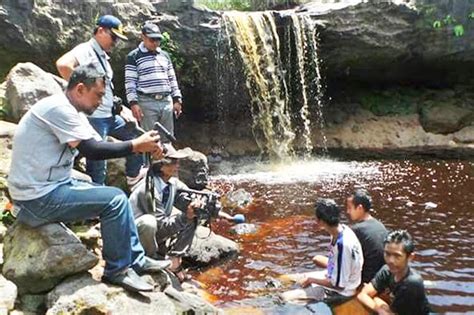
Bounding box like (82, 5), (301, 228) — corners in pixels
(218, 11), (326, 158)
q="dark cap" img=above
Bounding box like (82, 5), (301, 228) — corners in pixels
(96, 15), (128, 41)
(142, 22), (164, 40)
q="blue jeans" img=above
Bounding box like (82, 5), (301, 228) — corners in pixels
(14, 180), (147, 277)
(87, 116), (143, 184)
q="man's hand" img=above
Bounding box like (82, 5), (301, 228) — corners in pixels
(186, 198), (205, 221)
(120, 106), (137, 123)
(173, 102), (182, 118)
(300, 277), (314, 288)
(131, 130), (161, 153)
(131, 104), (144, 122)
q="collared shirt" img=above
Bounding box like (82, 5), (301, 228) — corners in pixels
(70, 38), (114, 118)
(125, 42), (182, 104)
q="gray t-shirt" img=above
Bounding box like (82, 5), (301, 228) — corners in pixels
(8, 93), (98, 201)
(70, 38), (114, 118)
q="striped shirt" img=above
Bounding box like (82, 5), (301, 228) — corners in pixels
(125, 43), (182, 104)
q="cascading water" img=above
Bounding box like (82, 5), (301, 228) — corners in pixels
(217, 11), (326, 158)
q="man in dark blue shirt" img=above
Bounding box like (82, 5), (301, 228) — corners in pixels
(357, 230), (430, 315)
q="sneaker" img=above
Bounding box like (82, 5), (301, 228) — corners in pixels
(102, 268), (154, 292)
(126, 166), (148, 188)
(135, 256), (172, 275)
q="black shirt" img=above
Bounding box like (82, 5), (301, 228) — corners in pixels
(352, 218), (388, 283)
(372, 265), (431, 315)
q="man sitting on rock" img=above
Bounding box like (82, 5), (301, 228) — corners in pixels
(357, 230), (431, 315)
(8, 64), (171, 293)
(281, 198), (364, 305)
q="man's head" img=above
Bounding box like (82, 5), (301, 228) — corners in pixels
(346, 188), (372, 221)
(94, 15), (128, 52)
(315, 198), (340, 230)
(383, 230), (415, 274)
(141, 22), (163, 52)
(151, 144), (188, 180)
(67, 64), (106, 115)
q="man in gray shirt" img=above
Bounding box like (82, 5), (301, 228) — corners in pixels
(56, 15), (145, 187)
(8, 64), (170, 293)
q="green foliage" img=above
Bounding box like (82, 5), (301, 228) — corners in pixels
(359, 90), (419, 116)
(0, 209), (15, 226)
(160, 32), (184, 70)
(453, 24), (465, 37)
(433, 20), (442, 28)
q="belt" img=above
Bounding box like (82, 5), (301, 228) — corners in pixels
(138, 91), (171, 100)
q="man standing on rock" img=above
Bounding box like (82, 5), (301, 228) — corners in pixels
(56, 15), (146, 187)
(8, 64), (171, 293)
(125, 22), (183, 140)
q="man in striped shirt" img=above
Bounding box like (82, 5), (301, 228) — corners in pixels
(125, 22), (183, 141)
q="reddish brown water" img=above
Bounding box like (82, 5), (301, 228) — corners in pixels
(197, 158), (473, 313)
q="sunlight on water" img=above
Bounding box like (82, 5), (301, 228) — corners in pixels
(211, 158), (381, 184)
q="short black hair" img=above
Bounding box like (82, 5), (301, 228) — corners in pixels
(351, 188), (372, 212)
(315, 198), (340, 226)
(67, 64), (105, 91)
(384, 230), (415, 255)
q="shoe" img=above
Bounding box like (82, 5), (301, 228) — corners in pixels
(102, 268), (154, 292)
(135, 256), (172, 275)
(126, 166), (148, 188)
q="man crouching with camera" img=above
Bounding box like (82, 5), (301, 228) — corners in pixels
(129, 144), (201, 282)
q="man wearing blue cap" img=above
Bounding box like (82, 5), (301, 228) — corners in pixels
(125, 22), (183, 141)
(56, 15), (146, 187)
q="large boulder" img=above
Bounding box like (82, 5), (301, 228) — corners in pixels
(2, 223), (99, 294)
(178, 147), (209, 190)
(4, 63), (64, 122)
(420, 104), (474, 134)
(185, 226), (239, 267)
(46, 272), (219, 315)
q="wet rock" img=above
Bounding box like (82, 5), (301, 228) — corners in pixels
(46, 273), (177, 315)
(2, 223), (99, 294)
(222, 188), (253, 210)
(420, 104), (474, 134)
(4, 63), (64, 122)
(230, 223), (258, 235)
(0, 275), (17, 311)
(163, 286), (221, 314)
(178, 148), (209, 190)
(185, 226), (239, 266)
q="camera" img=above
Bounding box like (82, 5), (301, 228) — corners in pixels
(175, 188), (221, 223)
(112, 96), (123, 116)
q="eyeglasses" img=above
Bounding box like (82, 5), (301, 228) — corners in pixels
(107, 30), (119, 42)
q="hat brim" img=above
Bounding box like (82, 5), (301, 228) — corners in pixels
(166, 150), (189, 159)
(111, 29), (128, 41)
(146, 33), (164, 40)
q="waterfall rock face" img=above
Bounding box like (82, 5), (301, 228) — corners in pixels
(1, 1), (473, 157)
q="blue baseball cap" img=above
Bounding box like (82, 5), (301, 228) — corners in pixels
(96, 15), (128, 41)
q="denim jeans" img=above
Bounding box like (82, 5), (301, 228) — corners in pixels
(87, 115), (143, 184)
(14, 180), (147, 277)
